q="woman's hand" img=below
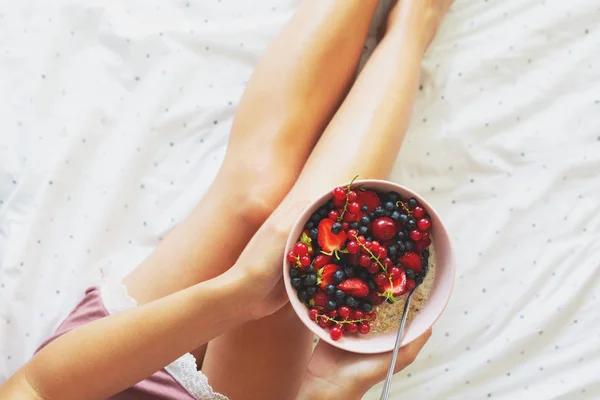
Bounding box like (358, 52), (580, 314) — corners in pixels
(297, 329), (432, 399)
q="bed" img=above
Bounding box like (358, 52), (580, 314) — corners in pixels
(1, 0), (599, 399)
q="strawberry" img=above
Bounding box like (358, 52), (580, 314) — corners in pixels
(317, 218), (347, 253)
(405, 278), (416, 292)
(377, 268), (408, 302)
(356, 190), (381, 212)
(414, 238), (432, 253)
(368, 290), (386, 306)
(399, 251), (422, 273)
(312, 291), (329, 308)
(318, 264), (341, 290)
(337, 278), (369, 298)
(312, 254), (333, 269)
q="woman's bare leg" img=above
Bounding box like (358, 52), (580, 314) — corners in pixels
(202, 1), (453, 399)
(124, 1), (379, 305)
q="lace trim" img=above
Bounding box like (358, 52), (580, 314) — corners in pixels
(99, 279), (229, 400)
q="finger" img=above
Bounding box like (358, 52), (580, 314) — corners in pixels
(393, 328), (432, 373)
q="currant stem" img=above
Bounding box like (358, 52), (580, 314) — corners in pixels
(352, 234), (386, 273)
(337, 175), (360, 222)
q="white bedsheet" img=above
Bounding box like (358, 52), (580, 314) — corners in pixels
(1, 1), (599, 399)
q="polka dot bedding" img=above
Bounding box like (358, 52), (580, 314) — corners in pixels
(0, 1), (599, 399)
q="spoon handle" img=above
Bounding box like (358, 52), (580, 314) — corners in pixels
(379, 288), (416, 400)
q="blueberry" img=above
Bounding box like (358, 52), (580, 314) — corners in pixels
(398, 213), (408, 225)
(327, 200), (335, 210)
(333, 270), (345, 283)
(335, 289), (346, 300)
(423, 248), (430, 258)
(289, 268), (300, 278)
(384, 201), (395, 211)
(326, 300), (337, 310)
(407, 218), (417, 229)
(408, 198), (418, 209)
(367, 280), (376, 291)
(390, 210), (401, 221)
(305, 221), (314, 230)
(307, 286), (317, 296)
(405, 268), (416, 280)
(361, 302), (373, 312)
(360, 216), (371, 226)
(309, 228), (319, 241)
(374, 207), (386, 217)
(366, 236), (373, 242)
(388, 244), (397, 256)
(397, 230), (406, 240)
(349, 221), (359, 229)
(344, 266), (355, 277)
(388, 191), (400, 202)
(405, 240), (414, 251)
(320, 206), (330, 217)
(298, 291), (309, 302)
(331, 222), (343, 234)
(369, 212), (376, 220)
(359, 226), (369, 235)
(311, 213), (321, 222)
(306, 264), (314, 273)
(305, 273), (317, 287)
(358, 271), (370, 281)
(345, 296), (359, 308)
(326, 284), (336, 295)
(291, 278), (303, 289)
(422, 258), (429, 268)
(397, 242), (406, 253)
(385, 210), (392, 217)
(415, 275), (424, 285)
(361, 205), (368, 213)
(422, 264), (429, 276)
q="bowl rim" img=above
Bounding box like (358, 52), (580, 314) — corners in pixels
(282, 179), (456, 354)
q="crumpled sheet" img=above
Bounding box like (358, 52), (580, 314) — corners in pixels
(1, 1), (599, 399)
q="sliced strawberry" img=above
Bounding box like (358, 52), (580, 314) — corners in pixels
(338, 278), (370, 298)
(312, 291), (328, 308)
(317, 218), (347, 253)
(377, 269), (408, 302)
(312, 254), (333, 269)
(318, 264), (341, 290)
(399, 251), (422, 273)
(368, 290), (386, 306)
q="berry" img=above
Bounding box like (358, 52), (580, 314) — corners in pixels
(338, 306), (351, 318)
(314, 291), (329, 308)
(347, 191), (358, 202)
(319, 207), (329, 218)
(328, 210), (339, 221)
(291, 278), (302, 289)
(342, 222), (349, 230)
(384, 201), (395, 211)
(372, 217), (397, 241)
(377, 247), (388, 259)
(287, 251), (297, 263)
(344, 266), (355, 278)
(289, 268), (300, 278)
(374, 206), (386, 217)
(356, 190), (381, 211)
(326, 300), (337, 310)
(333, 270), (346, 283)
(389, 266), (401, 279)
(328, 309), (338, 318)
(348, 228), (359, 238)
(408, 198), (418, 209)
(361, 302), (373, 313)
(333, 197), (345, 208)
(348, 202), (360, 214)
(382, 257), (393, 268)
(347, 241), (360, 254)
(305, 273), (317, 287)
(406, 218), (417, 230)
(300, 256), (311, 267)
(358, 323), (370, 334)
(388, 244), (398, 256)
(309, 228), (319, 241)
(349, 221), (359, 229)
(405, 268), (416, 280)
(400, 252), (422, 273)
(415, 238), (432, 252)
(294, 242), (308, 256)
(397, 230), (407, 240)
(298, 291), (309, 302)
(390, 210), (401, 221)
(360, 216), (371, 226)
(415, 275), (424, 285)
(305, 221), (314, 230)
(413, 206), (425, 219)
(335, 289), (346, 300)
(367, 279), (377, 291)
(345, 322), (358, 333)
(366, 262), (380, 274)
(374, 273), (388, 286)
(326, 284), (336, 295)
(318, 315), (331, 328)
(366, 312), (376, 322)
(345, 296), (359, 308)
(377, 268), (408, 302)
(410, 229), (422, 241)
(307, 286), (317, 296)
(330, 222), (342, 235)
(330, 325), (343, 341)
(313, 255), (332, 269)
(360, 205), (368, 213)
(358, 226), (369, 235)
(317, 219), (348, 252)
(405, 240), (414, 251)
(311, 213), (321, 223)
(418, 218), (431, 231)
(348, 254), (360, 266)
(333, 187), (346, 201)
(368, 290), (385, 306)
(352, 310), (365, 320)
(309, 308), (319, 321)
(371, 241), (381, 251)
(406, 278), (416, 291)
(359, 255), (371, 267)
(337, 278), (370, 298)
(421, 231), (430, 241)
(398, 213), (409, 226)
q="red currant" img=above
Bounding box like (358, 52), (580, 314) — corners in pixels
(328, 210), (339, 221)
(343, 212), (356, 222)
(352, 310), (365, 320)
(413, 206), (425, 219)
(333, 197), (345, 208)
(309, 308), (319, 321)
(345, 322), (358, 333)
(318, 315), (331, 328)
(418, 218), (431, 231)
(365, 241), (373, 250)
(389, 266), (401, 278)
(410, 229), (422, 241)
(287, 251), (296, 263)
(347, 241), (360, 254)
(347, 190), (358, 202)
(366, 312), (376, 322)
(377, 247), (388, 259)
(342, 222), (349, 230)
(330, 325), (343, 341)
(348, 202), (360, 214)
(371, 241), (381, 250)
(294, 242), (308, 256)
(348, 229), (359, 238)
(359, 255), (371, 267)
(421, 231), (430, 241)
(358, 322), (370, 334)
(328, 309), (338, 318)
(300, 256), (311, 267)
(357, 236), (366, 244)
(367, 263), (380, 274)
(333, 187), (346, 201)
(374, 273), (388, 286)
(338, 306), (351, 318)
(382, 257), (393, 268)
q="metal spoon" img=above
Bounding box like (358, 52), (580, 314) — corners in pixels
(379, 287), (417, 400)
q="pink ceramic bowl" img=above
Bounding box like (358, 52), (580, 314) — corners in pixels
(283, 179), (455, 354)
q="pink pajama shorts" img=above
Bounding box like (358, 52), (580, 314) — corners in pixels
(36, 282), (228, 400)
